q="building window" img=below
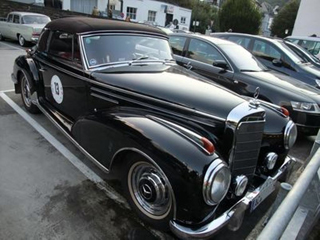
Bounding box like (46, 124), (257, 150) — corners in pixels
(127, 7), (137, 20)
(181, 17), (186, 24)
(148, 11), (156, 22)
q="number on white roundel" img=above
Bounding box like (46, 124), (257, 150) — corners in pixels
(51, 75), (63, 104)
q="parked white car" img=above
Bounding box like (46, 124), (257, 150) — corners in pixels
(0, 12), (50, 46)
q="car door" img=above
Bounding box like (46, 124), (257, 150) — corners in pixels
(37, 30), (87, 121)
(3, 14), (13, 39)
(251, 39), (295, 76)
(181, 38), (234, 88)
(9, 14), (21, 39)
(168, 35), (187, 66)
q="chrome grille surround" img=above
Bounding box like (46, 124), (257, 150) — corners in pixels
(226, 102), (266, 178)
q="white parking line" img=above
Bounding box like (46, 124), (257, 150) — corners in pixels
(2, 89), (14, 93)
(0, 91), (127, 205)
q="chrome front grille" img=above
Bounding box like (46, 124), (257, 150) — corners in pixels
(230, 120), (265, 178)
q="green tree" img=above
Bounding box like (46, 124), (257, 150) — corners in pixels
(191, 1), (219, 33)
(219, 0), (262, 34)
(270, 0), (300, 38)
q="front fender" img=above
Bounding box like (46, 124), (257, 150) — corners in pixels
(72, 108), (220, 224)
(13, 55), (39, 93)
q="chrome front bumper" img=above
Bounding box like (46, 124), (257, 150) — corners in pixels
(170, 155), (295, 239)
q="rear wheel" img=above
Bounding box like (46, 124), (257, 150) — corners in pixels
(20, 73), (40, 114)
(18, 35), (27, 47)
(123, 154), (173, 231)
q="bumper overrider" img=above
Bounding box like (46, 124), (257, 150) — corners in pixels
(169, 155), (295, 239)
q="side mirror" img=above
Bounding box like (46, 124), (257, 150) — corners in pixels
(272, 59), (282, 67)
(213, 60), (228, 70)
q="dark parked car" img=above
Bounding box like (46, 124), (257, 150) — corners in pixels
(285, 36), (320, 59)
(12, 17), (297, 239)
(169, 33), (320, 135)
(283, 40), (320, 68)
(211, 32), (320, 89)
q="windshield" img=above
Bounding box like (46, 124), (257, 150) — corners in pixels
(22, 15), (50, 24)
(274, 41), (307, 64)
(82, 35), (173, 68)
(219, 44), (267, 71)
(285, 41), (320, 64)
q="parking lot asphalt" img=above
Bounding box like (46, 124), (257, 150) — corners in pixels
(0, 40), (317, 240)
(0, 93), (164, 240)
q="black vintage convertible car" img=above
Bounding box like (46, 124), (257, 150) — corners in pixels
(11, 17), (297, 239)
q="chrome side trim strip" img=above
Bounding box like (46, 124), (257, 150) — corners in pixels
(35, 101), (110, 174)
(91, 92), (119, 105)
(90, 81), (226, 123)
(34, 56), (89, 82)
(111, 147), (177, 219)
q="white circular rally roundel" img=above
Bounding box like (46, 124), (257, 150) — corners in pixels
(51, 75), (64, 104)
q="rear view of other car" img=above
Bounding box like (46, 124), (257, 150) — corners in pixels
(211, 32), (320, 89)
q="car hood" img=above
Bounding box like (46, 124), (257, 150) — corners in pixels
(243, 70), (320, 100)
(91, 65), (247, 120)
(299, 62), (320, 77)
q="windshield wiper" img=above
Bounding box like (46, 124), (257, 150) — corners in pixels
(132, 55), (150, 61)
(240, 69), (260, 72)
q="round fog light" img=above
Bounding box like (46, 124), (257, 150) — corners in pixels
(265, 152), (278, 170)
(234, 175), (248, 196)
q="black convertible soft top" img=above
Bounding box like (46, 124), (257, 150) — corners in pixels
(45, 16), (167, 36)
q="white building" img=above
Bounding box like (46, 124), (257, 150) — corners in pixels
(62, 0), (192, 30)
(292, 0), (320, 36)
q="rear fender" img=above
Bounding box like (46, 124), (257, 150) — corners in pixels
(13, 55), (39, 94)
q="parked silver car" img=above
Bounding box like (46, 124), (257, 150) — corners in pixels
(0, 11), (50, 46)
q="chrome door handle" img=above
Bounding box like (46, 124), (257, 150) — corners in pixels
(39, 68), (47, 72)
(183, 62), (193, 70)
(234, 80), (239, 84)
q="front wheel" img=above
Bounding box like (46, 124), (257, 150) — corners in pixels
(20, 73), (40, 114)
(123, 155), (173, 231)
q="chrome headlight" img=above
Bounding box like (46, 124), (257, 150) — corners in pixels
(284, 120), (297, 149)
(290, 101), (320, 113)
(203, 159), (231, 206)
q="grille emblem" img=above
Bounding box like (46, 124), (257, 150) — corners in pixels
(254, 87), (260, 99)
(249, 87), (260, 108)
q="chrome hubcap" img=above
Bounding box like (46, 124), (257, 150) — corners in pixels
(129, 162), (171, 218)
(19, 36), (24, 46)
(22, 76), (31, 107)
